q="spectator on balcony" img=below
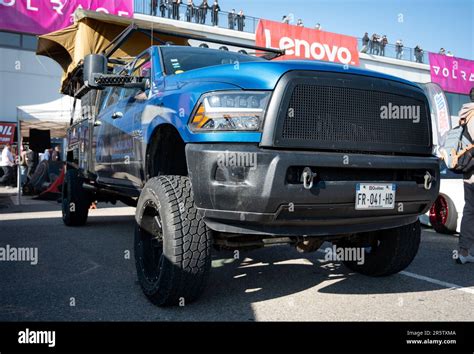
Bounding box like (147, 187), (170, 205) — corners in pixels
(439, 47), (446, 55)
(369, 33), (375, 54)
(171, 0), (181, 20)
(414, 45), (424, 63)
(395, 39), (404, 59)
(361, 32), (369, 53)
(211, 0), (220, 26)
(237, 10), (245, 31)
(282, 15), (288, 24)
(229, 9), (236, 29)
(380, 35), (388, 56)
(370, 33), (379, 55)
(447, 50), (454, 57)
(314, 23), (321, 30)
(186, 0), (195, 22)
(159, 0), (167, 17)
(296, 19), (304, 27)
(166, 0), (172, 18)
(199, 0), (209, 24)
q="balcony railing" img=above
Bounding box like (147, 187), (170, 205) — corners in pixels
(134, 1), (259, 33)
(134, 0), (432, 65)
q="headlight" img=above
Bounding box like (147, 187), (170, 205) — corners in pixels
(189, 91), (271, 132)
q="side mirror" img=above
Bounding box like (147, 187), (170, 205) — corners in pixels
(83, 54), (108, 89)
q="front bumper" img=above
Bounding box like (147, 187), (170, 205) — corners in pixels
(186, 144), (440, 236)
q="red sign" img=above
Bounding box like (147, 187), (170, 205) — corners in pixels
(429, 53), (474, 95)
(256, 19), (360, 66)
(0, 123), (16, 144)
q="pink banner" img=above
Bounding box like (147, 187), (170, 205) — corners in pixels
(429, 53), (474, 95)
(0, 0), (134, 35)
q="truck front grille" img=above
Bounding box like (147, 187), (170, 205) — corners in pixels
(266, 71), (432, 155)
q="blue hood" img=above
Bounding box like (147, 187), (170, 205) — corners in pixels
(169, 60), (420, 90)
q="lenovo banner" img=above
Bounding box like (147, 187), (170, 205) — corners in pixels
(0, 123), (16, 144)
(256, 19), (360, 66)
(429, 53), (474, 95)
(0, 0), (134, 35)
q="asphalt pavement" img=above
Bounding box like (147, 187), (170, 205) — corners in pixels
(1, 192), (473, 321)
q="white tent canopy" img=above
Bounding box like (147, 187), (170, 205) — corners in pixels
(17, 96), (80, 138)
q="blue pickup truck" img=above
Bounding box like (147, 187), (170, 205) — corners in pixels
(61, 44), (440, 306)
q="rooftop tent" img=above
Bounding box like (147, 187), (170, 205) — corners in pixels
(17, 96), (81, 138)
(36, 9), (193, 95)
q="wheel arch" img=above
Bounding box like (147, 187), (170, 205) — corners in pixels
(146, 123), (188, 179)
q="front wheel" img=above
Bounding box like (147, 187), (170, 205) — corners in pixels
(340, 221), (421, 276)
(134, 176), (212, 306)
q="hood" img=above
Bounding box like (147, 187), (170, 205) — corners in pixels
(168, 60), (420, 90)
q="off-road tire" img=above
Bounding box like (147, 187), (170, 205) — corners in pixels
(134, 176), (212, 306)
(341, 221), (421, 276)
(61, 169), (90, 226)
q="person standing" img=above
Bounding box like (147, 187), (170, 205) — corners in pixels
(228, 9), (236, 29)
(296, 19), (304, 27)
(186, 0), (195, 22)
(172, 0), (180, 20)
(159, 0), (167, 17)
(380, 35), (388, 56)
(439, 47), (446, 55)
(25, 146), (35, 180)
(199, 0), (209, 24)
(414, 45), (423, 63)
(51, 146), (61, 162)
(456, 87), (474, 264)
(314, 23), (321, 30)
(211, 0), (220, 26)
(0, 143), (15, 187)
(395, 39), (404, 59)
(361, 32), (369, 53)
(369, 33), (376, 54)
(237, 10), (245, 31)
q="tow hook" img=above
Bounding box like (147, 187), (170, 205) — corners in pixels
(302, 167), (316, 190)
(424, 171), (433, 190)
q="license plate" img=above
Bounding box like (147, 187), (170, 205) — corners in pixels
(355, 183), (396, 210)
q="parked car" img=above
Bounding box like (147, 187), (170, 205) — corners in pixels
(420, 161), (464, 234)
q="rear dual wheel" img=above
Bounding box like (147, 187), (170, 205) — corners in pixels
(61, 169), (91, 227)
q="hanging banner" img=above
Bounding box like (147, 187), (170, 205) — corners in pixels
(420, 83), (452, 149)
(428, 53), (474, 95)
(0, 0), (134, 35)
(256, 19), (360, 66)
(0, 122), (16, 144)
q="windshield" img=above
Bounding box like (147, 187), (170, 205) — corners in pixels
(160, 46), (265, 75)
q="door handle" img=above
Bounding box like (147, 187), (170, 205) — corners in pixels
(112, 111), (123, 119)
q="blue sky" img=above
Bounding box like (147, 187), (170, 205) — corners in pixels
(218, 0), (474, 60)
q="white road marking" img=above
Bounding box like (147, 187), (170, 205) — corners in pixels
(316, 248), (474, 295)
(400, 271), (474, 295)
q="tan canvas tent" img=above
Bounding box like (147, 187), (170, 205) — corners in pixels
(36, 9), (195, 94)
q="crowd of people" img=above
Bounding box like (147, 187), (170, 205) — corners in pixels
(152, 0), (247, 31)
(360, 32), (426, 63)
(0, 144), (61, 188)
